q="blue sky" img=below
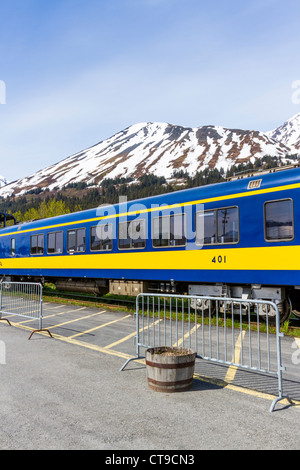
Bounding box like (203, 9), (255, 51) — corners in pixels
(0, 0), (300, 181)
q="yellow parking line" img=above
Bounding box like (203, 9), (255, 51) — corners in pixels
(52, 331), (134, 360)
(47, 310), (106, 330)
(193, 373), (300, 408)
(68, 314), (131, 339)
(172, 324), (200, 348)
(17, 306), (88, 324)
(0, 306), (40, 316)
(3, 320), (133, 360)
(4, 318), (300, 410)
(225, 330), (246, 383)
(43, 304), (68, 310)
(104, 318), (162, 349)
(1, 305), (29, 311)
(104, 330), (137, 349)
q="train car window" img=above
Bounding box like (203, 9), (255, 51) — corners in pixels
(132, 220), (146, 248)
(48, 231), (63, 254)
(119, 222), (131, 249)
(153, 216), (169, 247)
(102, 224), (113, 250)
(76, 228), (86, 252)
(153, 214), (186, 248)
(68, 230), (76, 252)
(196, 207), (239, 245)
(170, 214), (186, 246)
(217, 207), (239, 243)
(30, 234), (44, 255)
(196, 210), (216, 245)
(264, 199), (294, 241)
(11, 238), (15, 256)
(118, 220), (146, 249)
(90, 227), (100, 251)
(67, 228), (86, 252)
(91, 224), (113, 251)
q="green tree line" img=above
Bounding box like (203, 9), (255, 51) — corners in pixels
(0, 155), (298, 222)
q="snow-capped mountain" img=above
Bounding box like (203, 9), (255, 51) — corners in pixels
(267, 112), (300, 154)
(0, 115), (299, 198)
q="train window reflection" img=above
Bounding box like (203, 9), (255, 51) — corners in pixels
(264, 199), (294, 241)
(91, 224), (113, 251)
(170, 214), (186, 246)
(196, 207), (239, 245)
(153, 216), (169, 247)
(47, 231), (63, 254)
(30, 234), (44, 255)
(67, 228), (86, 252)
(118, 219), (146, 250)
(11, 238), (15, 256)
(196, 211), (216, 245)
(153, 214), (186, 248)
(217, 207), (239, 243)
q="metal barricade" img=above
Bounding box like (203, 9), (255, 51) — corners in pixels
(0, 281), (52, 339)
(121, 293), (292, 412)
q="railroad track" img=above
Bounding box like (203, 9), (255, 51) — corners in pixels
(289, 317), (300, 328)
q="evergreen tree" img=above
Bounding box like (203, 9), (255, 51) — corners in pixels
(0, 155), (297, 221)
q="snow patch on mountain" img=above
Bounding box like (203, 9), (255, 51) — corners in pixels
(267, 112), (300, 153)
(0, 114), (299, 198)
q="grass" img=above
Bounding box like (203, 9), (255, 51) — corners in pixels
(42, 284), (300, 338)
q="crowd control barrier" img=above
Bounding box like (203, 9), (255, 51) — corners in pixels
(0, 281), (52, 339)
(121, 293), (292, 412)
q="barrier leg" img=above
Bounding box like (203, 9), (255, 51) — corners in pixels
(120, 303), (143, 371)
(270, 395), (293, 412)
(269, 311), (293, 412)
(120, 354), (144, 371)
(28, 329), (53, 340)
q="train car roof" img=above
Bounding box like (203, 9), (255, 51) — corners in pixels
(1, 165), (300, 235)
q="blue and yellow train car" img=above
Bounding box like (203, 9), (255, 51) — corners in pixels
(1, 165), (300, 322)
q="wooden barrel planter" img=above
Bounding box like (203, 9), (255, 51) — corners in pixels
(145, 346), (197, 392)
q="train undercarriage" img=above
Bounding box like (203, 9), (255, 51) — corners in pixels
(2, 274), (299, 323)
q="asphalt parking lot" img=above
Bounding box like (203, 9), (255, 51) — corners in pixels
(0, 300), (300, 451)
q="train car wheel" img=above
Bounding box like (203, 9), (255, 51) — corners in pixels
(259, 299), (290, 324)
(292, 309), (300, 318)
(191, 298), (216, 316)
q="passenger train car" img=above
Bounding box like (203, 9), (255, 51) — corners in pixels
(1, 165), (300, 323)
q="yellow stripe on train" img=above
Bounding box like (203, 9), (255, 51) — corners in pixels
(0, 245), (298, 271)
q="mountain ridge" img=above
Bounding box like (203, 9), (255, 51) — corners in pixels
(267, 112), (300, 153)
(1, 114), (300, 198)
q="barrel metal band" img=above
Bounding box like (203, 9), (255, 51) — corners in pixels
(145, 359), (195, 369)
(147, 377), (193, 387)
